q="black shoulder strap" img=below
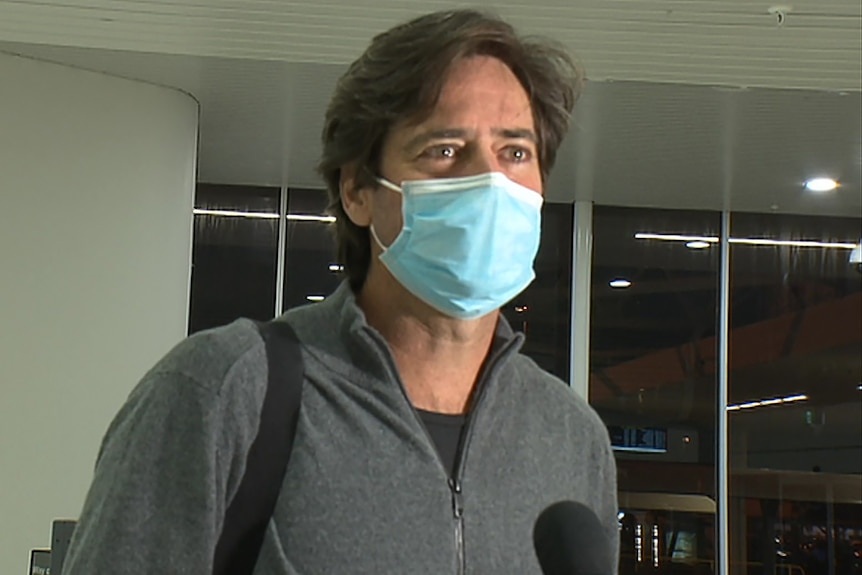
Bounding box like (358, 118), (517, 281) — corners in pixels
(213, 320), (304, 575)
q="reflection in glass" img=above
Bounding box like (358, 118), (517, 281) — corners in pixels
(278, 194), (573, 379)
(591, 206), (721, 574)
(501, 203), (573, 381)
(188, 184), (280, 333)
(281, 188), (341, 312)
(728, 213), (862, 575)
(283, 194), (572, 379)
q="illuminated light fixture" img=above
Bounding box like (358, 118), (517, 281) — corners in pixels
(731, 238), (856, 249)
(727, 393), (808, 411)
(686, 241), (711, 249)
(635, 233), (855, 250)
(194, 208), (278, 219)
(609, 279), (632, 289)
(514, 305), (529, 313)
(804, 177), (839, 192)
(635, 233), (718, 244)
(193, 208), (335, 222)
(306, 295), (325, 302)
(288, 214), (337, 223)
(328, 263), (344, 272)
(758, 398), (784, 406)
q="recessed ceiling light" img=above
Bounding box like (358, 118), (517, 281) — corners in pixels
(727, 393), (808, 411)
(635, 233), (718, 243)
(609, 279), (632, 289)
(306, 295), (325, 302)
(193, 208), (278, 219)
(730, 238), (856, 249)
(686, 241), (711, 249)
(804, 178), (838, 192)
(636, 232), (855, 249)
(191, 208), (336, 222)
(288, 214), (337, 223)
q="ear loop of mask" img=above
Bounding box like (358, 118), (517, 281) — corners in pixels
(360, 164), (402, 194)
(375, 177), (402, 194)
(366, 172), (403, 252)
(369, 223), (388, 251)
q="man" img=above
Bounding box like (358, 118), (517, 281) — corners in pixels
(64, 9), (618, 574)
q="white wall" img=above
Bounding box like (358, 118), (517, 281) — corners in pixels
(0, 53), (198, 574)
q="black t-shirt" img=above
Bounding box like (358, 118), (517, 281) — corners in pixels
(417, 408), (466, 478)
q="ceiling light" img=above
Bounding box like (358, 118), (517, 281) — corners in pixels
(287, 214), (336, 223)
(636, 233), (855, 249)
(635, 233), (718, 244)
(328, 264), (344, 272)
(306, 295), (325, 302)
(609, 279), (632, 289)
(758, 398), (784, 406)
(192, 208), (335, 222)
(686, 241), (711, 249)
(727, 393), (808, 412)
(804, 178), (838, 192)
(194, 208), (278, 219)
(729, 238), (856, 249)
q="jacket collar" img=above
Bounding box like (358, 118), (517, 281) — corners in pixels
(300, 281), (524, 382)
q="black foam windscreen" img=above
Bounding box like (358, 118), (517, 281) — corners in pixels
(532, 500), (614, 575)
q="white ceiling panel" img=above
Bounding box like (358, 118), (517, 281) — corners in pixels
(2, 42), (859, 217)
(0, 0), (859, 91)
(552, 81), (862, 215)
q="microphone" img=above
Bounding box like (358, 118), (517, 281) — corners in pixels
(533, 500), (614, 575)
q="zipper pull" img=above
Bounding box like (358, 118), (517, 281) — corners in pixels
(449, 478), (464, 519)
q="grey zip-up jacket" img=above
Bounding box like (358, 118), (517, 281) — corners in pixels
(64, 283), (618, 574)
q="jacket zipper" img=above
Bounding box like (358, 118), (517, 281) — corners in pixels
(449, 478), (465, 575)
(447, 335), (522, 575)
(361, 326), (523, 575)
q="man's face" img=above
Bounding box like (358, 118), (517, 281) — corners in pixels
(370, 55), (542, 247)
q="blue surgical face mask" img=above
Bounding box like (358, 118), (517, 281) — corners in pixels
(370, 172), (543, 320)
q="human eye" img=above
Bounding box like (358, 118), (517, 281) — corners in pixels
(502, 144), (535, 163)
(419, 143), (460, 161)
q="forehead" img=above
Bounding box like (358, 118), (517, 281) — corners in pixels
(398, 55), (535, 134)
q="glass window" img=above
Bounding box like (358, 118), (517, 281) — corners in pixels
(278, 194), (574, 382)
(281, 187), (341, 312)
(728, 212), (862, 575)
(502, 202), (574, 381)
(188, 183), (280, 333)
(590, 205), (722, 574)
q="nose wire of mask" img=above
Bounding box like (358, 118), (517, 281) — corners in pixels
(368, 172), (542, 320)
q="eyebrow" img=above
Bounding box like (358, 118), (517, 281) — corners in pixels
(404, 127), (538, 154)
(496, 128), (538, 143)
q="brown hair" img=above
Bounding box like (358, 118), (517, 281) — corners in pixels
(318, 9), (584, 292)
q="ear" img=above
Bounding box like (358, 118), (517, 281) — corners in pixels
(339, 163), (374, 227)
